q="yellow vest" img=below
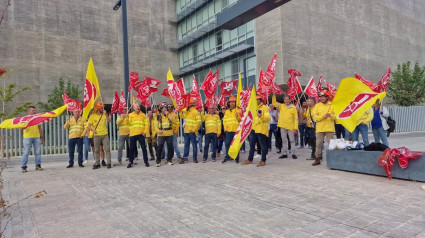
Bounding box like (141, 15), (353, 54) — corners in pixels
(155, 114), (175, 137)
(116, 115), (130, 136)
(277, 104), (299, 130)
(169, 112), (180, 134)
(182, 107), (201, 134)
(223, 107), (241, 132)
(304, 106), (315, 128)
(312, 102), (336, 133)
(88, 113), (108, 136)
(253, 103), (270, 136)
(128, 111), (148, 137)
(64, 117), (86, 139)
(202, 113), (221, 135)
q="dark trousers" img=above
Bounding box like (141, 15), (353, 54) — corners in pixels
(276, 128), (282, 150)
(183, 132), (197, 159)
(217, 138), (224, 153)
(298, 124), (306, 146)
(129, 134), (148, 164)
(335, 124), (345, 139)
(268, 124), (278, 149)
(305, 127), (316, 158)
(68, 138), (83, 166)
(203, 133), (217, 160)
(225, 131), (239, 161)
(248, 131), (268, 162)
(157, 136), (173, 164)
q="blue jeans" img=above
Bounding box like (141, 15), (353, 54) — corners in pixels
(83, 136), (89, 160)
(248, 131), (268, 162)
(268, 124), (278, 149)
(225, 131), (239, 161)
(183, 132), (197, 159)
(298, 124), (306, 146)
(129, 134), (148, 164)
(372, 127), (389, 147)
(165, 134), (182, 159)
(344, 128), (352, 141)
(21, 138), (41, 168)
(197, 133), (204, 152)
(203, 133), (217, 160)
(217, 138), (224, 153)
(352, 124), (370, 146)
(68, 138), (83, 166)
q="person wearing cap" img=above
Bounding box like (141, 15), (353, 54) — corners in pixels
(87, 102), (112, 169)
(64, 108), (86, 168)
(155, 104), (176, 167)
(304, 97), (317, 160)
(127, 103), (150, 168)
(222, 96), (241, 163)
(180, 99), (201, 164)
(201, 105), (221, 162)
(241, 94), (270, 167)
(277, 95), (299, 159)
(115, 108), (130, 166)
(312, 90), (335, 166)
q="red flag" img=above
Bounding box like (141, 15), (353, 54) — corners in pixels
(220, 80), (237, 96)
(145, 76), (161, 93)
(177, 78), (186, 93)
(257, 88), (267, 102)
(286, 69), (303, 100)
(304, 77), (319, 102)
(272, 82), (284, 95)
(161, 88), (171, 98)
(111, 91), (120, 115)
(140, 97), (151, 108)
(62, 91), (82, 113)
(119, 90), (127, 114)
(264, 53), (277, 81)
(201, 69), (219, 99)
(190, 75), (199, 99)
(354, 74), (377, 90)
(317, 76), (323, 92)
(205, 96), (218, 107)
(258, 69), (273, 97)
(218, 95), (226, 106)
(176, 94), (191, 112)
(168, 80), (185, 105)
(129, 72), (139, 92)
(373, 68), (391, 93)
(240, 85), (252, 108)
(325, 80), (337, 100)
(137, 79), (151, 101)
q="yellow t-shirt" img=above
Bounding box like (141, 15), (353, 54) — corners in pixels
(23, 125), (40, 138)
(88, 113), (108, 136)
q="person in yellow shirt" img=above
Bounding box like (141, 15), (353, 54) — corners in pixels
(241, 95), (271, 167)
(181, 100), (201, 164)
(352, 109), (373, 146)
(201, 105), (221, 163)
(127, 103), (149, 168)
(146, 108), (158, 162)
(116, 108), (130, 166)
(167, 104), (182, 160)
(64, 109), (86, 168)
(277, 95), (299, 159)
(222, 96), (241, 163)
(304, 97), (317, 160)
(87, 102), (112, 169)
(312, 90), (336, 166)
(155, 105), (175, 167)
(20, 106), (44, 173)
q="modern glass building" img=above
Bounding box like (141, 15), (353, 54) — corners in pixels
(175, 0), (257, 95)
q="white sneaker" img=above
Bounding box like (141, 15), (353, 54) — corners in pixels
(84, 160), (88, 164)
(254, 154), (261, 159)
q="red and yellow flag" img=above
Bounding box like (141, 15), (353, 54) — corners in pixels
(333, 77), (386, 132)
(83, 58), (101, 119)
(236, 73), (242, 108)
(228, 87), (258, 159)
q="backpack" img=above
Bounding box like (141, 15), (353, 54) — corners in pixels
(386, 116), (396, 133)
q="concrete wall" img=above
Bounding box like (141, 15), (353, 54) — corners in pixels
(256, 0), (425, 87)
(0, 0), (177, 111)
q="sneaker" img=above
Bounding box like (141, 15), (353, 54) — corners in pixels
(202, 160), (206, 163)
(292, 155), (297, 159)
(193, 159), (198, 163)
(235, 159), (239, 164)
(107, 164), (111, 169)
(84, 160), (88, 164)
(150, 157), (155, 161)
(21, 168), (27, 173)
(275, 150), (282, 154)
(241, 160), (252, 165)
(279, 154), (288, 159)
(168, 162), (174, 166)
(163, 159), (168, 164)
(221, 159), (228, 164)
(127, 163), (133, 168)
(101, 160), (106, 166)
(254, 154), (261, 159)
(156, 163), (161, 167)
(257, 161), (266, 167)
(145, 163), (150, 167)
(92, 164), (100, 170)
(35, 165), (44, 171)
(66, 165), (73, 168)
(79, 164), (84, 168)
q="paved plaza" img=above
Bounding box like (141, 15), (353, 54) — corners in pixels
(1, 132), (425, 238)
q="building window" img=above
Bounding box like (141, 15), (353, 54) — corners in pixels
(232, 59), (239, 79)
(193, 44), (198, 61)
(216, 31), (222, 51)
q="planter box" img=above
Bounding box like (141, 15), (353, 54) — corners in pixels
(326, 150), (425, 182)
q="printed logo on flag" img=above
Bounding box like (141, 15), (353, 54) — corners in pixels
(338, 93), (378, 119)
(83, 79), (94, 108)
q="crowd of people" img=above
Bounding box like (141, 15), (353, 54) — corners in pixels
(19, 89), (390, 172)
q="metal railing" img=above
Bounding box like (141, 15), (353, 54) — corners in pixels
(387, 106), (425, 133)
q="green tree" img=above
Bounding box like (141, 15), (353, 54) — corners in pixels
(387, 61), (425, 106)
(0, 69), (32, 120)
(38, 77), (82, 111)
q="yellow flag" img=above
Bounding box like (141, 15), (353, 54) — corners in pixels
(1, 104), (69, 129)
(83, 58), (101, 119)
(272, 93), (278, 107)
(132, 92), (136, 105)
(228, 86), (258, 159)
(236, 73), (242, 108)
(167, 68), (177, 107)
(333, 77), (386, 132)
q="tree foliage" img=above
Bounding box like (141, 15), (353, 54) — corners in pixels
(0, 69), (33, 120)
(387, 61), (425, 106)
(38, 77), (82, 111)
